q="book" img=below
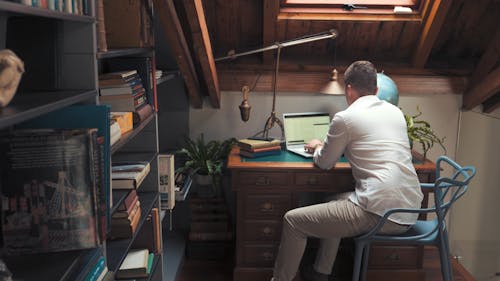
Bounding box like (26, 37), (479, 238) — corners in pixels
(110, 204), (141, 239)
(99, 70), (138, 81)
(107, 57), (155, 111)
(237, 138), (281, 150)
(112, 199), (140, 220)
(133, 104), (154, 125)
(115, 249), (149, 279)
(100, 94), (136, 112)
(18, 105), (112, 244)
(0, 129), (99, 254)
(116, 189), (138, 212)
(111, 112), (133, 134)
(112, 162), (151, 189)
(151, 208), (162, 253)
(110, 120), (122, 146)
(96, 0), (107, 51)
(84, 255), (105, 281)
(240, 145), (281, 153)
(239, 148), (282, 158)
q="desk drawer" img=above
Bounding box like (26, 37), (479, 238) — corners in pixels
(243, 221), (282, 242)
(294, 172), (353, 191)
(238, 172), (289, 187)
(241, 244), (278, 267)
(244, 194), (291, 219)
(368, 245), (421, 269)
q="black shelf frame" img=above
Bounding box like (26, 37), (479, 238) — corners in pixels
(0, 90), (97, 130)
(0, 1), (94, 21)
(2, 247), (102, 281)
(106, 191), (159, 272)
(97, 48), (154, 59)
(111, 113), (156, 154)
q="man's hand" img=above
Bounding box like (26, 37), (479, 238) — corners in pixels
(304, 139), (323, 154)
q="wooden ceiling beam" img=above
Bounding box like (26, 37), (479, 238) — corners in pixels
(468, 28), (500, 89)
(412, 0), (453, 68)
(463, 66), (500, 110)
(182, 0), (220, 108)
(153, 0), (203, 108)
(482, 93), (500, 114)
(218, 69), (466, 96)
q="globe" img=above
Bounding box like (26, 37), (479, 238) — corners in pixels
(377, 72), (399, 106)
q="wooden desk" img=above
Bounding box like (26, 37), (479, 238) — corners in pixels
(227, 147), (436, 281)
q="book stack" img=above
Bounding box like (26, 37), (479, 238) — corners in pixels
(99, 70), (148, 113)
(110, 190), (141, 239)
(237, 138), (282, 158)
(187, 198), (233, 260)
(111, 161), (151, 190)
(115, 248), (154, 279)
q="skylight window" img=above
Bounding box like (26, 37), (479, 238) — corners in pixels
(280, 0), (426, 20)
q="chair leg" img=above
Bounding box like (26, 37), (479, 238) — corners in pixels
(438, 231), (453, 281)
(352, 242), (365, 281)
(360, 244), (370, 281)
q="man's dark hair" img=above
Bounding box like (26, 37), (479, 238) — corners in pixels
(343, 61), (377, 96)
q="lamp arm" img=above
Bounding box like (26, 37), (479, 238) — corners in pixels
(214, 29), (338, 62)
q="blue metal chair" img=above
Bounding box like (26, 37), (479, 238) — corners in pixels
(351, 156), (476, 281)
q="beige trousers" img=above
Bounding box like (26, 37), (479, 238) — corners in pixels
(272, 193), (410, 281)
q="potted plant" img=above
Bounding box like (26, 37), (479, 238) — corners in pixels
(176, 134), (236, 197)
(404, 106), (446, 159)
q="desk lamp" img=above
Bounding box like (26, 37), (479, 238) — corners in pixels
(215, 29), (338, 140)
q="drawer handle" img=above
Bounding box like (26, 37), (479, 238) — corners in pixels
(262, 226), (274, 236)
(384, 252), (400, 261)
(255, 176), (270, 185)
(307, 177), (319, 185)
(262, 251), (274, 261)
(260, 202), (274, 212)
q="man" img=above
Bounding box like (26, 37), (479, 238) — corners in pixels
(271, 61), (423, 281)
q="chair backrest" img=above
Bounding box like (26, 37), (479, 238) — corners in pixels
(432, 156), (476, 223)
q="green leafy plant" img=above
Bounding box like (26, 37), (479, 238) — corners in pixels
(176, 134), (237, 186)
(404, 106), (446, 159)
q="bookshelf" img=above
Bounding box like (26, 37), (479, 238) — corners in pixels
(0, 1), (164, 280)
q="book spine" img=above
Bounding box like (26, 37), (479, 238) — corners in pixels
(96, 0), (108, 53)
(84, 256), (105, 281)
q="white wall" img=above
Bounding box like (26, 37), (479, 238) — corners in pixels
(453, 110), (500, 280)
(190, 90), (461, 163)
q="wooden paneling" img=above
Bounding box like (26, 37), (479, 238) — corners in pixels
(194, 0), (498, 110)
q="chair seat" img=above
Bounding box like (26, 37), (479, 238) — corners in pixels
(363, 220), (439, 244)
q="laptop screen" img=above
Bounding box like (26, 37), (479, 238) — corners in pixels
(283, 112), (331, 146)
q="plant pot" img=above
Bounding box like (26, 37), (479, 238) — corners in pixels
(194, 174), (218, 198)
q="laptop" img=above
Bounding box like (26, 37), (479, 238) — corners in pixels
(283, 112), (331, 158)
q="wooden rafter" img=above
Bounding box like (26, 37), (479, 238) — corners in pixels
(482, 94), (500, 114)
(412, 0), (452, 68)
(182, 0), (220, 108)
(463, 66), (500, 110)
(153, 0), (203, 108)
(468, 28), (500, 89)
(218, 69), (466, 96)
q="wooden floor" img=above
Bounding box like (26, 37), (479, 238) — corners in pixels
(177, 246), (475, 281)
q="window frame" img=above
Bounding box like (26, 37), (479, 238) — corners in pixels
(279, 0), (428, 21)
